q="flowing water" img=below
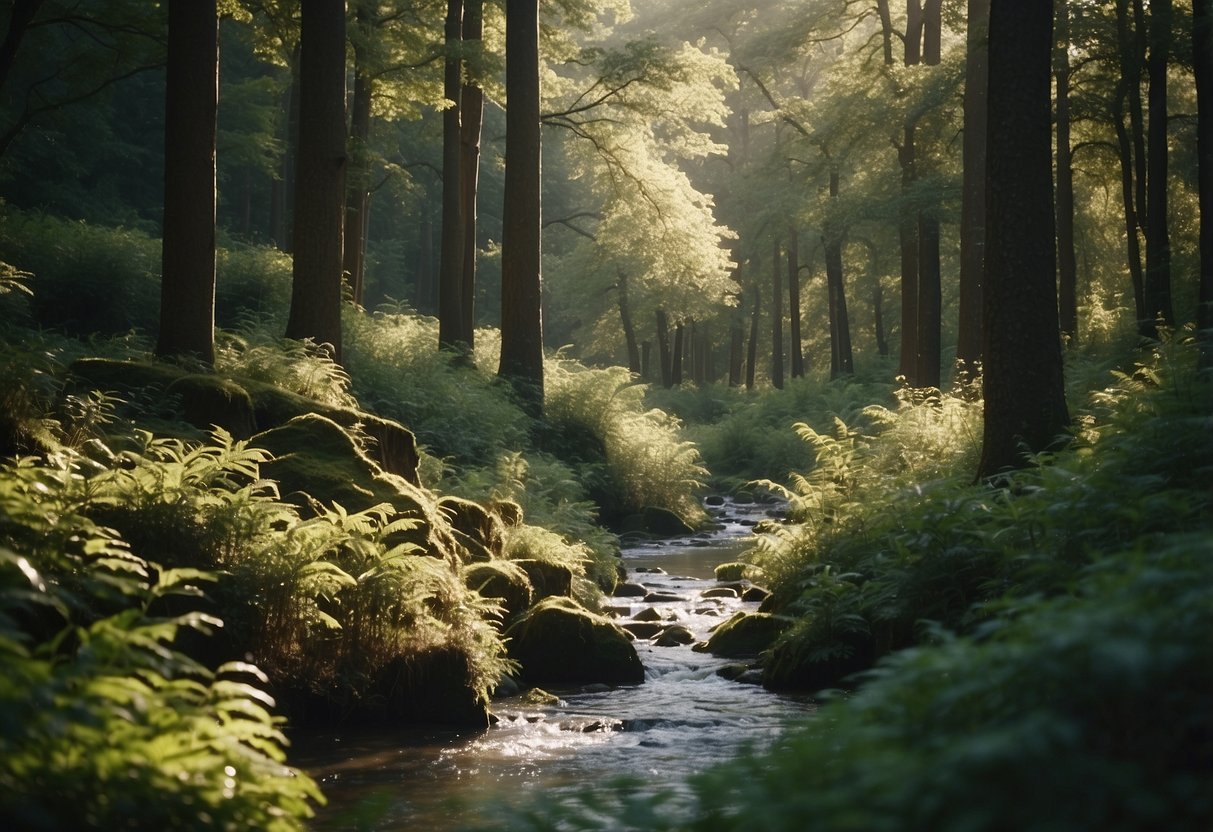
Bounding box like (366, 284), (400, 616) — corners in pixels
(294, 498), (814, 830)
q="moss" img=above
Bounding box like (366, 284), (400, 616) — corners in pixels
(464, 561), (533, 624)
(703, 612), (794, 659)
(714, 562), (749, 582)
(165, 374), (256, 439)
(505, 596), (644, 686)
(440, 495), (505, 562)
(513, 558), (574, 600)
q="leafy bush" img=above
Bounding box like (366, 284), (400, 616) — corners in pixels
(0, 450), (322, 830)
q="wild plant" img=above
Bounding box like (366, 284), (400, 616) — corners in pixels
(0, 450), (322, 830)
(544, 358), (707, 525)
(215, 328), (357, 408)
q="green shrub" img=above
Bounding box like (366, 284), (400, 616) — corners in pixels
(0, 450), (322, 830)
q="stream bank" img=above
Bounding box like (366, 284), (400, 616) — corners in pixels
(294, 497), (813, 830)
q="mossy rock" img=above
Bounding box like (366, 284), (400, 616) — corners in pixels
(714, 562), (749, 582)
(641, 506), (696, 536)
(440, 495), (505, 562)
(165, 374), (256, 439)
(703, 612), (794, 658)
(242, 381), (419, 484)
(464, 561), (533, 623)
(505, 596), (644, 686)
(252, 414), (457, 560)
(513, 559), (574, 600)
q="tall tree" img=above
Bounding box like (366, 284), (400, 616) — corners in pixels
(770, 238), (784, 389)
(459, 0), (485, 349)
(498, 0), (544, 413)
(957, 0), (989, 379)
(437, 0), (466, 351)
(825, 171), (853, 379)
(156, 0), (218, 365)
(1197, 0), (1213, 368)
(1055, 0), (1078, 344)
(978, 0), (1069, 478)
(343, 1), (373, 306)
(284, 0), (347, 362)
(787, 226), (805, 378)
(1141, 0), (1174, 337)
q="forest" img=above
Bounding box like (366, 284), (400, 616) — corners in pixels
(0, 0), (1210, 829)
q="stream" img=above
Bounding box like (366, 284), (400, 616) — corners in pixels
(293, 498), (814, 830)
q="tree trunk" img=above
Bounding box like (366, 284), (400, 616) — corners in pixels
(874, 280), (889, 357)
(0, 1), (44, 93)
(906, 0), (924, 65)
(618, 271), (640, 374)
(1055, 0), (1078, 344)
(438, 0), (465, 351)
(729, 313), (743, 387)
(641, 340), (652, 381)
(416, 216), (434, 314)
(656, 308), (672, 387)
(922, 0), (942, 65)
(671, 321), (685, 386)
(978, 0), (1069, 479)
(157, 0), (218, 365)
(745, 285), (760, 391)
(770, 238), (784, 389)
(1141, 0), (1174, 337)
(498, 0), (544, 414)
(876, 0), (894, 65)
(826, 171), (853, 379)
(459, 0), (484, 350)
(1113, 86), (1148, 321)
(957, 0), (989, 379)
(788, 227), (805, 378)
(343, 4), (373, 307)
(285, 0), (346, 362)
(915, 204), (941, 389)
(1196, 0), (1213, 368)
(898, 122), (919, 383)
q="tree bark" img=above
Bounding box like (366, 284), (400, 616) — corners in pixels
(498, 0), (544, 414)
(157, 0), (218, 365)
(1196, 0), (1213, 368)
(272, 46), (300, 253)
(618, 271), (641, 374)
(922, 0), (943, 65)
(957, 0), (989, 379)
(672, 321), (685, 386)
(1055, 0), (1078, 344)
(459, 0), (484, 349)
(915, 203), (941, 389)
(770, 237), (784, 389)
(898, 122), (919, 383)
(745, 285), (760, 391)
(874, 280), (889, 358)
(343, 3), (373, 307)
(1113, 85), (1147, 321)
(906, 0), (924, 65)
(978, 0), (1069, 479)
(876, 0), (894, 65)
(1141, 0), (1174, 337)
(656, 308), (672, 387)
(728, 310), (743, 387)
(826, 171), (853, 379)
(438, 0), (465, 351)
(285, 0), (346, 362)
(788, 227), (805, 378)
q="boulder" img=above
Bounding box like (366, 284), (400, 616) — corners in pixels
(464, 561), (533, 624)
(505, 596), (644, 686)
(613, 581), (648, 598)
(703, 612), (793, 658)
(701, 587), (739, 599)
(713, 562), (749, 582)
(742, 585), (772, 604)
(653, 624), (696, 647)
(513, 559), (574, 600)
(641, 506), (696, 536)
(440, 495), (505, 562)
(621, 621), (664, 640)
